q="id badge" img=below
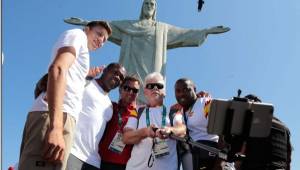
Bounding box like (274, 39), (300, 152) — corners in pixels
(108, 131), (126, 154)
(153, 138), (170, 158)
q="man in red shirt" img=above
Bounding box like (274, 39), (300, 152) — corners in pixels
(98, 75), (141, 170)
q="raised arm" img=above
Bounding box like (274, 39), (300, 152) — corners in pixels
(167, 24), (230, 49)
(205, 26), (230, 35)
(123, 126), (156, 144)
(122, 116), (156, 144)
(64, 17), (89, 26)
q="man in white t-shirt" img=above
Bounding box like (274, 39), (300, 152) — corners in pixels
(19, 20), (112, 170)
(66, 63), (126, 170)
(123, 72), (186, 170)
(174, 78), (219, 170)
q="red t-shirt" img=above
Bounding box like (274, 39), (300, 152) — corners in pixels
(98, 102), (136, 165)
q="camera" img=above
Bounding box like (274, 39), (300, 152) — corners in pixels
(170, 90), (275, 162)
(207, 98), (274, 138)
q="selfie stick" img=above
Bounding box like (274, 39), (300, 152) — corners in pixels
(169, 133), (230, 160)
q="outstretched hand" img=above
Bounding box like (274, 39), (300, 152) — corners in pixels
(87, 65), (105, 78)
(64, 17), (89, 26)
(197, 90), (211, 98)
(207, 26), (230, 34)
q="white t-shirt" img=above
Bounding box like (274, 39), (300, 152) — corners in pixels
(125, 106), (183, 170)
(31, 92), (48, 111)
(71, 80), (113, 168)
(30, 29), (89, 120)
(185, 97), (219, 142)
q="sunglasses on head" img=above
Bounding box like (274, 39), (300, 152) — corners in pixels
(122, 85), (139, 94)
(145, 83), (164, 90)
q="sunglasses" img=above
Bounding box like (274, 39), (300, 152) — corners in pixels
(122, 85), (139, 94)
(145, 83), (164, 90)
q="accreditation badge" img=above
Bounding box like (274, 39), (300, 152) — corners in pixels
(108, 131), (126, 154)
(153, 138), (170, 158)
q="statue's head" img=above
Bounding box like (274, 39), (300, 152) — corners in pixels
(139, 0), (157, 20)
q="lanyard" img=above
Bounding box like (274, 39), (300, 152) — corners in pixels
(184, 102), (196, 132)
(145, 105), (167, 168)
(145, 105), (167, 128)
(117, 110), (123, 129)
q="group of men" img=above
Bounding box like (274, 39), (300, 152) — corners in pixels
(16, 10), (211, 170)
(17, 0), (292, 170)
(17, 14), (217, 170)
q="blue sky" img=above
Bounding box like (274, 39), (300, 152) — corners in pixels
(3, 0), (299, 169)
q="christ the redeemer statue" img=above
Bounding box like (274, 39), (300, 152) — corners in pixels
(65, 0), (230, 103)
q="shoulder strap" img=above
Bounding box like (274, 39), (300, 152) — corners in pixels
(169, 107), (179, 126)
(136, 107), (146, 128)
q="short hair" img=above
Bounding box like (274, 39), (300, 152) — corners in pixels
(144, 72), (164, 86)
(86, 20), (112, 36)
(175, 78), (196, 90)
(245, 94), (262, 102)
(34, 73), (48, 99)
(105, 62), (123, 71)
(120, 75), (141, 87)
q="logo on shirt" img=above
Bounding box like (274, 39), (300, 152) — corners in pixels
(203, 99), (211, 118)
(129, 109), (138, 117)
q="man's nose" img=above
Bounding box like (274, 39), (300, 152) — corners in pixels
(96, 35), (105, 42)
(98, 37), (104, 43)
(128, 89), (135, 94)
(153, 85), (159, 90)
(98, 39), (105, 48)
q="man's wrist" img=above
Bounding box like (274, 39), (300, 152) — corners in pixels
(141, 128), (149, 138)
(50, 120), (64, 130)
(49, 125), (64, 132)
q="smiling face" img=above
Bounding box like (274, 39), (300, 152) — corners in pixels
(85, 25), (109, 51)
(175, 79), (197, 109)
(142, 0), (156, 19)
(120, 79), (140, 106)
(101, 64), (126, 92)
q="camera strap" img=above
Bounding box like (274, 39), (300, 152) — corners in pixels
(148, 139), (155, 168)
(146, 105), (168, 168)
(145, 105), (167, 127)
(117, 109), (124, 129)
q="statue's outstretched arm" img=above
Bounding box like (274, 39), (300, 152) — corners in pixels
(64, 17), (89, 26)
(206, 26), (230, 35)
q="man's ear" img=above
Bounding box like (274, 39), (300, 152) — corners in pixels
(85, 26), (91, 31)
